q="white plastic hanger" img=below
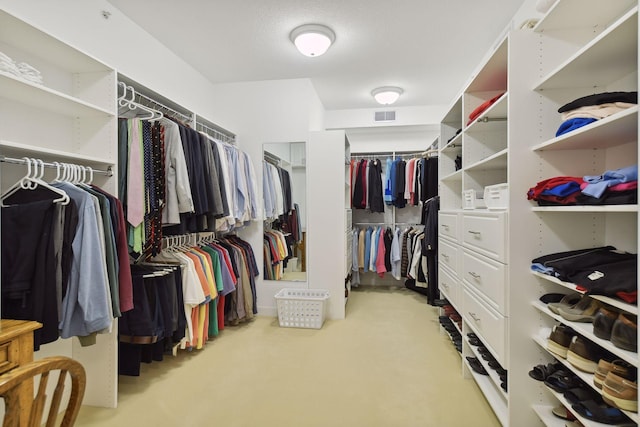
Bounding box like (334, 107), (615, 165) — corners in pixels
(118, 83), (163, 121)
(1, 157), (69, 206)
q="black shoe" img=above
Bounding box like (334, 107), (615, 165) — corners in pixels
(488, 360), (503, 370)
(465, 357), (488, 375)
(434, 299), (450, 307)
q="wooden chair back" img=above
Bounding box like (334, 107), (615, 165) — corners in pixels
(0, 356), (85, 427)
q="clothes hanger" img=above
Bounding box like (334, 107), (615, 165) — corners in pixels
(1, 157), (69, 206)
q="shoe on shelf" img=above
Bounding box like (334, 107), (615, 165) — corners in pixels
(566, 336), (605, 373)
(557, 296), (602, 323)
(547, 325), (576, 358)
(551, 404), (576, 421)
(594, 359), (635, 389)
(544, 370), (581, 393)
(547, 292), (582, 315)
(433, 299), (449, 307)
(465, 356), (488, 376)
(602, 372), (638, 412)
(610, 313), (638, 352)
(529, 362), (562, 382)
(540, 293), (569, 304)
(593, 306), (619, 340)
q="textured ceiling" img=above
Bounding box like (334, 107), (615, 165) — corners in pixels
(108, 0), (526, 110)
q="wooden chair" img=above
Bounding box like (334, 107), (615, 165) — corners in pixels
(0, 356), (85, 427)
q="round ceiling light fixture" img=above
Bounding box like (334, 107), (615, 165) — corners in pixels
(290, 24), (336, 57)
(371, 86), (404, 105)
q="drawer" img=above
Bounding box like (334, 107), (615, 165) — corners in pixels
(0, 340), (18, 375)
(463, 286), (507, 367)
(462, 248), (507, 315)
(462, 212), (507, 263)
(439, 238), (459, 274)
(439, 212), (460, 242)
(438, 264), (460, 308)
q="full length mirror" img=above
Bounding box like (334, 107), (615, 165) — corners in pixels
(263, 142), (307, 282)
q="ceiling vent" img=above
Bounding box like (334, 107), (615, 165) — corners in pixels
(374, 111), (396, 122)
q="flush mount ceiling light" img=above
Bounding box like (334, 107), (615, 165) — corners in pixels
(372, 86), (404, 105)
(290, 24), (335, 57)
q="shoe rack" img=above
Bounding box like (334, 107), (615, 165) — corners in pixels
(438, 1), (639, 425)
(521, 2), (638, 426)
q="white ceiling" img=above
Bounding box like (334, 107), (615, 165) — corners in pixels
(107, 0), (526, 111)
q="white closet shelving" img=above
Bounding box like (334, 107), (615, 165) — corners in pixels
(439, 33), (510, 424)
(0, 9), (118, 408)
(523, 2), (638, 426)
(439, 2), (638, 426)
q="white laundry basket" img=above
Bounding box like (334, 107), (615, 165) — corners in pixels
(275, 288), (330, 329)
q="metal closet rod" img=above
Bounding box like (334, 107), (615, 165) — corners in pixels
(0, 155), (113, 176)
(196, 121), (236, 144)
(120, 82), (236, 144)
(132, 91), (193, 123)
(351, 150), (427, 157)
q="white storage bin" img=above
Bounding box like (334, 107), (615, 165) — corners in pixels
(483, 183), (509, 210)
(462, 189), (486, 209)
(275, 289), (330, 329)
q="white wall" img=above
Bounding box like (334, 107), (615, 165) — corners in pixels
(325, 105), (447, 130)
(347, 126), (439, 154)
(204, 79), (324, 316)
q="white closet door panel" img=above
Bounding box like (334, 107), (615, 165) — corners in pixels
(439, 238), (460, 273)
(439, 211), (460, 242)
(462, 212), (508, 263)
(463, 286), (507, 366)
(462, 248), (507, 315)
(439, 265), (460, 308)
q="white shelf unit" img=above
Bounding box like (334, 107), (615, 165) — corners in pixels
(438, 34), (512, 426)
(0, 9), (117, 408)
(517, 3), (638, 427)
(438, 3), (639, 426)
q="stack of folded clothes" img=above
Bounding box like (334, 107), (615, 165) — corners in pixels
(532, 246), (637, 303)
(0, 51), (21, 77)
(527, 164), (637, 206)
(556, 91), (637, 137)
(0, 50), (43, 84)
(16, 62), (43, 84)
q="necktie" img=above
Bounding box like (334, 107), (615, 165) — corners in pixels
(127, 120), (144, 227)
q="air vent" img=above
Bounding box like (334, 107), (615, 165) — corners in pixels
(374, 111), (396, 122)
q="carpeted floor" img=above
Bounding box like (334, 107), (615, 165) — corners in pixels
(76, 286), (500, 427)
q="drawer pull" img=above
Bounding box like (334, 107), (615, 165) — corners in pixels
(468, 271), (481, 279)
(467, 230), (481, 236)
(441, 282), (449, 290)
(442, 224), (450, 230)
(468, 312), (481, 322)
(442, 254), (450, 260)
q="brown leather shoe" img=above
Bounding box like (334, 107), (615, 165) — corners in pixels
(602, 372), (638, 412)
(611, 313), (638, 352)
(593, 306), (619, 340)
(567, 336), (604, 373)
(593, 359), (634, 389)
(547, 325), (575, 358)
